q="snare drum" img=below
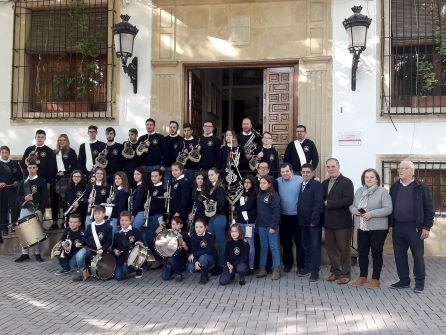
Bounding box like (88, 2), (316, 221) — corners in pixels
(90, 253), (116, 280)
(127, 245), (156, 269)
(154, 229), (183, 258)
(14, 214), (47, 248)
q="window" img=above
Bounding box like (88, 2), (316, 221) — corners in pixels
(11, 0), (115, 120)
(381, 0), (446, 115)
(382, 160), (446, 216)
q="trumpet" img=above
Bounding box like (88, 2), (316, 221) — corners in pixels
(64, 190), (86, 217)
(122, 141), (136, 159)
(24, 147), (40, 166)
(128, 189), (134, 214)
(107, 185), (116, 204)
(87, 186), (96, 219)
(143, 191), (151, 227)
(187, 202), (197, 232)
(136, 137), (150, 156)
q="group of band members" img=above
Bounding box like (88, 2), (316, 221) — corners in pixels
(1, 119), (435, 292)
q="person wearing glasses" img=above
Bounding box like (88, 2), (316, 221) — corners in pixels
(63, 170), (87, 227)
(253, 132), (280, 173)
(77, 125), (106, 176)
(197, 121), (221, 172)
(284, 125), (319, 174)
(389, 161), (434, 293)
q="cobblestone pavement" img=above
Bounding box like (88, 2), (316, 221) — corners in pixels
(1, 255), (446, 335)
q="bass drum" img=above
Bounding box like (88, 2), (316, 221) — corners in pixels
(154, 229), (183, 258)
(14, 214), (47, 248)
(90, 253), (116, 280)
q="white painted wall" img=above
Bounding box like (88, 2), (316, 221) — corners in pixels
(0, 0), (153, 156)
(332, 0), (446, 189)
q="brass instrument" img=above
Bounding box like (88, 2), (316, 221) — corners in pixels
(176, 148), (189, 165)
(63, 190), (86, 217)
(187, 145), (201, 163)
(143, 191), (151, 227)
(249, 148), (263, 171)
(122, 141), (136, 159)
(22, 184), (38, 212)
(156, 181), (170, 233)
(24, 147), (40, 166)
(200, 194), (217, 218)
(136, 137), (150, 156)
(187, 201), (197, 232)
(94, 147), (108, 169)
(107, 186), (116, 204)
(51, 239), (72, 259)
(243, 129), (262, 156)
(128, 189), (134, 214)
(87, 186), (96, 219)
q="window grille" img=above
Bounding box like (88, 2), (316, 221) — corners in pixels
(382, 160), (446, 216)
(11, 0), (115, 120)
(381, 0), (446, 115)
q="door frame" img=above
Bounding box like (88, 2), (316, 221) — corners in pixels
(183, 61), (299, 131)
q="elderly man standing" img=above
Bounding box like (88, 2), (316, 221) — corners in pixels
(322, 158), (354, 284)
(389, 161), (434, 293)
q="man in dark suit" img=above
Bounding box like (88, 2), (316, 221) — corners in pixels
(322, 158), (354, 284)
(298, 163), (324, 281)
(284, 125), (319, 174)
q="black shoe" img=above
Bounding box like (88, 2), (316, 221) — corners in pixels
(55, 269), (70, 276)
(309, 273), (319, 282)
(239, 276), (246, 286)
(297, 269), (310, 277)
(14, 254), (30, 263)
(283, 267), (292, 273)
(49, 223), (59, 230)
(35, 254), (44, 262)
(390, 281), (410, 289)
(0, 235), (3, 244)
(199, 267), (209, 284)
(175, 274), (183, 282)
(210, 265), (223, 276)
(413, 285), (424, 293)
(247, 268), (254, 276)
(135, 269), (143, 278)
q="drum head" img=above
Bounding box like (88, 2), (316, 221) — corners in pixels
(154, 229), (182, 258)
(16, 213), (38, 225)
(15, 214), (47, 248)
(91, 254), (116, 280)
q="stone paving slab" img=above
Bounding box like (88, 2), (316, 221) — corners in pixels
(0, 255), (445, 335)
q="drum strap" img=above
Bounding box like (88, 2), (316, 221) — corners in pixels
(91, 222), (102, 250)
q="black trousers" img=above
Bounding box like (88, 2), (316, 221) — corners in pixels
(280, 214), (304, 270)
(392, 223), (425, 286)
(357, 229), (388, 279)
(0, 188), (19, 231)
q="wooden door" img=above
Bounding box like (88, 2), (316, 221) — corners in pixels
(263, 67), (295, 156)
(188, 71), (203, 136)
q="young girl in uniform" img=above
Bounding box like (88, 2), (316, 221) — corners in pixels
(109, 171), (129, 237)
(188, 219), (217, 284)
(132, 167), (147, 229)
(219, 223), (250, 286)
(83, 167), (109, 227)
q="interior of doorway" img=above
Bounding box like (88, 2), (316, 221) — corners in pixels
(187, 67), (264, 137)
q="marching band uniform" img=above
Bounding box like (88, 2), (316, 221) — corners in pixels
(219, 238), (250, 285)
(113, 225), (144, 280)
(142, 182), (165, 258)
(21, 144), (56, 183)
(131, 181), (147, 229)
(161, 230), (191, 281)
(81, 183), (110, 227)
(254, 146), (280, 173)
(169, 174), (192, 227)
(191, 188), (207, 224)
(64, 183), (87, 226)
(163, 134), (183, 185)
(233, 189), (257, 270)
(78, 140), (106, 175)
(207, 182), (228, 265)
(110, 186), (129, 237)
(0, 158), (23, 234)
(16, 174), (48, 260)
(75, 219), (113, 281)
(105, 142), (123, 183)
(237, 132), (260, 172)
(137, 132), (164, 173)
(283, 138), (319, 173)
(55, 227), (85, 274)
(188, 231), (217, 283)
(197, 135), (220, 171)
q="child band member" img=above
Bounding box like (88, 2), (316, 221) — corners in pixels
(161, 217), (191, 282)
(219, 223), (250, 286)
(188, 219), (217, 284)
(109, 172), (129, 237)
(74, 205), (112, 281)
(14, 161), (48, 263)
(168, 162), (191, 226)
(113, 211), (144, 280)
(54, 214), (85, 275)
